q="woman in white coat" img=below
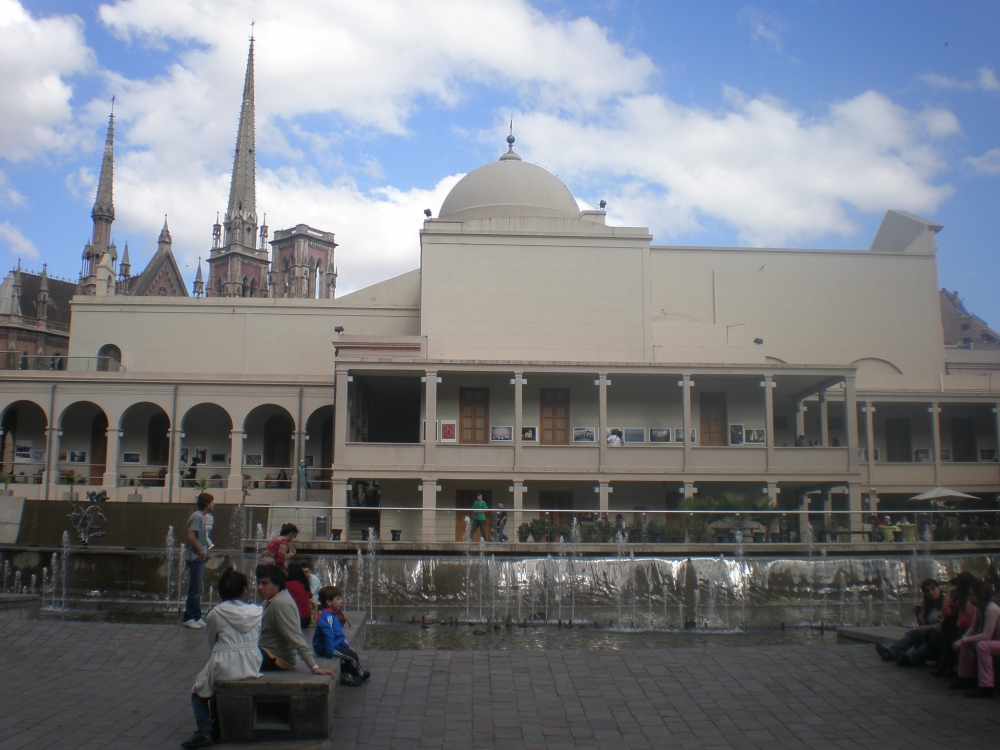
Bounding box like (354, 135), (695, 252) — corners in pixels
(181, 567), (263, 749)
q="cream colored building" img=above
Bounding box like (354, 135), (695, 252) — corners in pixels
(1, 131), (999, 544)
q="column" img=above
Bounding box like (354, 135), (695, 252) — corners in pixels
(423, 370), (437, 467)
(421, 479), (437, 543)
(764, 376), (775, 470)
(766, 482), (779, 539)
(513, 372), (524, 468)
(102, 429), (122, 488)
(598, 374), (608, 469)
(333, 367), (349, 467)
(845, 376), (859, 471)
(682, 481), (696, 543)
(331, 479), (348, 539)
(167, 428), (183, 503)
(822, 487), (833, 540)
(995, 403), (1000, 484)
(228, 429), (245, 489)
(795, 401), (806, 442)
(863, 401), (875, 476)
(44, 427), (61, 499)
(512, 480), (524, 542)
(819, 392), (829, 447)
(681, 375), (693, 469)
(798, 492), (811, 544)
(848, 484), (864, 534)
(599, 480), (610, 515)
(929, 402), (941, 486)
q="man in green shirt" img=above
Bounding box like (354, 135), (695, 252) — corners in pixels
(470, 493), (489, 541)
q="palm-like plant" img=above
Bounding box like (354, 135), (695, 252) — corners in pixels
(681, 491), (773, 533)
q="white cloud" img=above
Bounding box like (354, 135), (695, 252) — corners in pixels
(513, 89), (956, 246)
(0, 171), (26, 208)
(0, 0), (94, 161)
(965, 147), (1000, 176)
(739, 6), (789, 54)
(919, 66), (1000, 93)
(0, 221), (39, 258)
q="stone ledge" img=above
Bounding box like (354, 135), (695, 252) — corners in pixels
(837, 625), (910, 644)
(0, 594), (40, 620)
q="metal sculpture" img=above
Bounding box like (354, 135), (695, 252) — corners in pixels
(67, 503), (107, 547)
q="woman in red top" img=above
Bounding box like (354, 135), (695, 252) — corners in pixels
(258, 524), (298, 570)
(933, 572), (977, 675)
(285, 562), (313, 630)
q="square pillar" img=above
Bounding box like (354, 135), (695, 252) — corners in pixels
(863, 401), (875, 476)
(682, 482), (696, 543)
(763, 376), (775, 469)
(44, 427), (61, 500)
(511, 480), (524, 539)
(798, 492), (811, 544)
(331, 479), (348, 539)
(228, 430), (245, 489)
(421, 479), (438, 543)
(513, 373), (524, 469)
(598, 480), (610, 514)
(822, 487), (833, 540)
(681, 375), (693, 469)
(849, 484), (864, 534)
(844, 376), (859, 470)
(598, 374), (609, 469)
(423, 370), (438, 467)
(795, 401), (806, 443)
(819, 392), (829, 447)
(102, 429), (122, 489)
(929, 402), (941, 485)
(333, 367), (349, 467)
(167, 428), (183, 504)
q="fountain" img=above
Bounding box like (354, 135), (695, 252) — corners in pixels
(67, 503), (107, 547)
(61, 531), (70, 608)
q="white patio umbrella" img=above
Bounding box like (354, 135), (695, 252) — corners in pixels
(909, 487), (979, 501)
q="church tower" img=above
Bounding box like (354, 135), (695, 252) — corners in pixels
(206, 38), (269, 297)
(80, 110), (118, 296)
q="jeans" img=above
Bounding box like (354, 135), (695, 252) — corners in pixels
(190, 694), (217, 736)
(183, 559), (205, 623)
(496, 520), (507, 542)
(889, 628), (933, 662)
(470, 519), (488, 541)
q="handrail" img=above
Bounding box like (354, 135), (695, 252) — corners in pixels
(0, 352), (125, 372)
(242, 504), (998, 516)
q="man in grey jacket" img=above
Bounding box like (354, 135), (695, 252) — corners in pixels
(256, 565), (335, 677)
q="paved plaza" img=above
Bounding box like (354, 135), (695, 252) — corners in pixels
(1, 620), (998, 750)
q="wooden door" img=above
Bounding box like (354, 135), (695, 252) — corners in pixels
(459, 388), (489, 444)
(90, 413), (108, 484)
(951, 418), (976, 462)
(455, 489), (492, 541)
(885, 418), (912, 462)
(540, 388), (570, 445)
(699, 392), (726, 446)
(539, 490), (574, 527)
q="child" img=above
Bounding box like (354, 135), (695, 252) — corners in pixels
(203, 511), (215, 551)
(181, 567), (262, 750)
(312, 585), (369, 686)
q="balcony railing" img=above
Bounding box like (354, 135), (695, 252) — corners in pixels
(0, 314), (70, 333)
(0, 351), (125, 372)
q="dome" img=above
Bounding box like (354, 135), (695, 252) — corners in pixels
(438, 139), (580, 222)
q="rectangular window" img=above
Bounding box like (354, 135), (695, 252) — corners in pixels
(960, 323), (971, 331)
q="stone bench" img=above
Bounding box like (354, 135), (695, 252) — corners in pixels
(0, 594), (40, 620)
(215, 610), (366, 742)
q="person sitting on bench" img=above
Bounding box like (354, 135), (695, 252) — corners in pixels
(313, 585), (369, 686)
(255, 564), (335, 677)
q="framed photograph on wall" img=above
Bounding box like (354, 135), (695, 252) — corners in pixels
(674, 428), (685, 443)
(195, 448), (207, 464)
(940, 448), (951, 461)
(914, 448), (931, 462)
(606, 427), (623, 446)
(123, 452), (141, 464)
(211, 453), (226, 463)
(623, 428), (646, 444)
(244, 454), (262, 466)
(440, 420), (457, 442)
(521, 426), (538, 442)
(490, 426), (513, 442)
(981, 448), (997, 461)
(649, 428), (671, 443)
(58, 452), (67, 462)
(690, 428), (697, 444)
(745, 429), (765, 444)
(31, 449), (46, 464)
(180, 447), (189, 464)
(304, 455), (314, 466)
(69, 451), (87, 463)
(573, 427), (596, 443)
(729, 424), (744, 446)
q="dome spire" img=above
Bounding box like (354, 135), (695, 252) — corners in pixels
(499, 122), (521, 162)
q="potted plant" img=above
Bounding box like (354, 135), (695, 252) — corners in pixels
(0, 471), (12, 497)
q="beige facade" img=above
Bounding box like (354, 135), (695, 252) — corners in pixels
(1, 141), (998, 544)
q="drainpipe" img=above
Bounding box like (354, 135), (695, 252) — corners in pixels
(167, 384), (178, 504)
(45, 384), (56, 501)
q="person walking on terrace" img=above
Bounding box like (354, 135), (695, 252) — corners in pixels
(256, 565), (335, 677)
(495, 503), (509, 542)
(182, 493), (214, 629)
(469, 493), (489, 542)
(180, 567), (262, 749)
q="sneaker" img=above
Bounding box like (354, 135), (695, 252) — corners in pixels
(874, 643), (892, 662)
(180, 731), (213, 749)
(182, 620), (204, 629)
(360, 670), (371, 681)
(340, 674), (364, 687)
(965, 687), (994, 699)
(196, 619), (207, 627)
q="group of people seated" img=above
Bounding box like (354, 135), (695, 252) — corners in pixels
(874, 573), (999, 699)
(179, 524), (368, 749)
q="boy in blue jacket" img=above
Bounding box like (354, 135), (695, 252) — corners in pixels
(312, 586), (369, 686)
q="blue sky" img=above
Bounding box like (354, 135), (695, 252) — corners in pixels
(1, 0), (998, 324)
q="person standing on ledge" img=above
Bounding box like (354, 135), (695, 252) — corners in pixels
(183, 493), (214, 629)
(495, 503), (509, 542)
(470, 493), (489, 542)
(256, 564), (335, 677)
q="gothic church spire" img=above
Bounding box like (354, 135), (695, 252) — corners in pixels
(226, 38), (256, 225)
(91, 109), (115, 248)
